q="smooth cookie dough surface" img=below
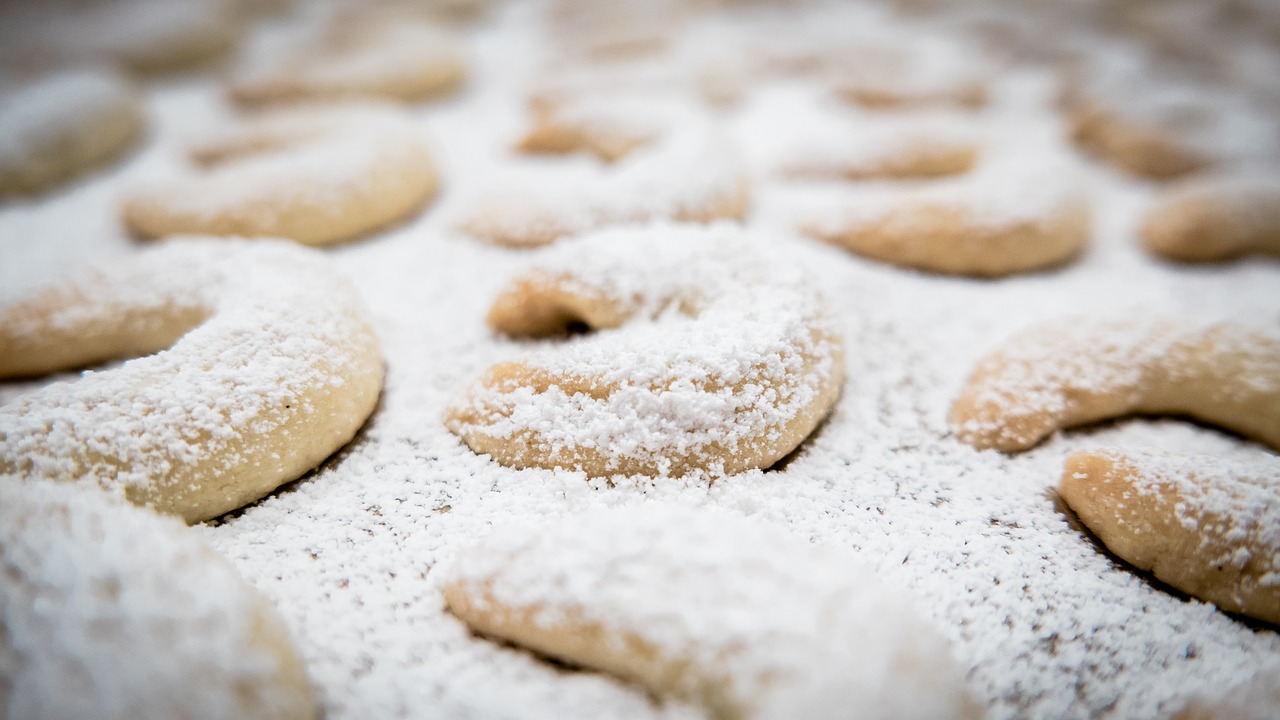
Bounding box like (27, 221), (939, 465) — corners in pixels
(0, 238), (384, 523)
(950, 317), (1280, 453)
(446, 224), (844, 478)
(1060, 449), (1280, 625)
(0, 478), (315, 720)
(443, 503), (984, 720)
(0, 69), (146, 196)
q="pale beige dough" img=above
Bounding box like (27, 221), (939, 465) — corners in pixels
(445, 224), (843, 478)
(950, 317), (1280, 453)
(228, 10), (464, 105)
(443, 503), (984, 720)
(121, 103), (438, 246)
(1141, 172), (1280, 262)
(1059, 449), (1280, 625)
(0, 238), (384, 523)
(0, 69), (146, 196)
(0, 478), (316, 720)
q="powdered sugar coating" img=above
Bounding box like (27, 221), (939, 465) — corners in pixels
(1060, 448), (1280, 623)
(121, 104), (438, 246)
(458, 118), (747, 247)
(446, 223), (843, 477)
(2, 0), (1280, 718)
(1085, 448), (1280, 560)
(0, 477), (314, 720)
(444, 503), (983, 720)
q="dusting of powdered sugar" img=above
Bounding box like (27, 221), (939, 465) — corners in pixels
(1091, 448), (1280, 572)
(456, 116), (744, 244)
(1, 1), (1279, 720)
(444, 503), (981, 720)
(447, 223), (840, 477)
(0, 478), (306, 720)
(0, 238), (377, 496)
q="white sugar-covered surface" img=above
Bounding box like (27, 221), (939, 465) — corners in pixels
(2, 2), (1279, 719)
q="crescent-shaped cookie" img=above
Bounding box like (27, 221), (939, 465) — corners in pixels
(443, 504), (983, 720)
(0, 69), (146, 196)
(459, 100), (747, 248)
(1059, 448), (1279, 625)
(950, 317), (1280, 453)
(445, 224), (843, 478)
(228, 11), (463, 105)
(0, 238), (384, 522)
(121, 103), (437, 246)
(800, 151), (1089, 277)
(0, 478), (315, 719)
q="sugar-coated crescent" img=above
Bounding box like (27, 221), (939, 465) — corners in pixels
(0, 238), (384, 523)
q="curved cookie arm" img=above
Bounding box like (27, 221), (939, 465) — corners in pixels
(950, 318), (1280, 452)
(1059, 449), (1280, 625)
(0, 479), (315, 720)
(1141, 173), (1280, 262)
(0, 239), (384, 522)
(458, 108), (748, 248)
(442, 504), (983, 720)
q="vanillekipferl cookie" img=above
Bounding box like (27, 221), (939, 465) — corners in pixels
(121, 102), (437, 246)
(227, 7), (464, 106)
(457, 95), (748, 247)
(0, 238), (384, 523)
(833, 32), (991, 110)
(446, 223), (844, 478)
(767, 109), (981, 181)
(949, 316), (1280, 453)
(0, 477), (316, 720)
(1064, 70), (1277, 179)
(1140, 171), (1280, 262)
(799, 144), (1089, 277)
(442, 503), (984, 720)
(1059, 449), (1279, 625)
(0, 0), (239, 75)
(0, 68), (146, 196)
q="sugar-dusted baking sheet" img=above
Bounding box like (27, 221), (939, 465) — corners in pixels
(2, 1), (1278, 718)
